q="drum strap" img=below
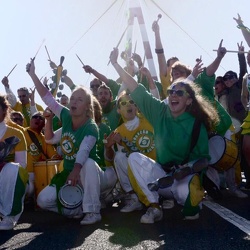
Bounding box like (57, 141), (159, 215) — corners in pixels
(181, 119), (202, 165)
(27, 130), (49, 159)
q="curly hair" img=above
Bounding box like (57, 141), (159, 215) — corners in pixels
(170, 80), (220, 132)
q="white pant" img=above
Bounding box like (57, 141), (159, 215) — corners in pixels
(0, 162), (27, 223)
(114, 151), (133, 193)
(37, 158), (117, 216)
(128, 152), (197, 206)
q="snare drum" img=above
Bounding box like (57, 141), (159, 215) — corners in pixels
(33, 160), (61, 197)
(58, 184), (83, 209)
(208, 135), (239, 171)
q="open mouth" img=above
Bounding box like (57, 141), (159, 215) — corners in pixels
(127, 108), (133, 113)
(171, 100), (179, 107)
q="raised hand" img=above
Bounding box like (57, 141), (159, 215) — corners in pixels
(1, 76), (9, 88)
(233, 13), (243, 26)
(217, 39), (227, 59)
(110, 48), (119, 65)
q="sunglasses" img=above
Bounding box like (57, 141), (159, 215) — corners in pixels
(12, 117), (23, 122)
(90, 84), (100, 89)
(18, 94), (27, 98)
(120, 100), (135, 106)
(224, 75), (235, 81)
(32, 115), (44, 121)
(167, 89), (189, 97)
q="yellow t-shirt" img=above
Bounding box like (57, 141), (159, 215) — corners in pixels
(23, 128), (58, 172)
(13, 102), (44, 127)
(115, 116), (156, 160)
(1, 125), (27, 164)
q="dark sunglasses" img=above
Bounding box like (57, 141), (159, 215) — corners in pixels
(224, 75), (234, 81)
(120, 100), (135, 106)
(18, 94), (27, 98)
(90, 84), (100, 89)
(167, 89), (189, 97)
(32, 115), (44, 121)
(12, 117), (23, 122)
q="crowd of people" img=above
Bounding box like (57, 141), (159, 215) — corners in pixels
(0, 13), (250, 230)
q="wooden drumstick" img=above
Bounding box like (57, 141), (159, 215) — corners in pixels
(6, 64), (17, 77)
(213, 49), (249, 54)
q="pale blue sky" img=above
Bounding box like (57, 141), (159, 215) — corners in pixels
(1, 0), (249, 107)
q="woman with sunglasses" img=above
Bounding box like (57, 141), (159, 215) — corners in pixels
(0, 94), (28, 230)
(104, 91), (156, 213)
(26, 60), (110, 225)
(109, 48), (219, 223)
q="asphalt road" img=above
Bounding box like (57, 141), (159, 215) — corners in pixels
(0, 189), (250, 250)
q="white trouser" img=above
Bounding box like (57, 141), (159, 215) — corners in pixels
(128, 152), (198, 206)
(0, 163), (27, 223)
(26, 172), (35, 197)
(114, 151), (133, 193)
(37, 158), (117, 216)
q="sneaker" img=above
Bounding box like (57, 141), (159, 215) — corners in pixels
(0, 216), (16, 230)
(72, 214), (84, 219)
(148, 175), (174, 191)
(140, 207), (163, 224)
(162, 199), (174, 209)
(184, 213), (199, 220)
(80, 213), (101, 225)
(120, 198), (143, 213)
(174, 167), (192, 180)
(230, 189), (248, 198)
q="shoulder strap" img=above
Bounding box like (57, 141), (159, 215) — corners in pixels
(181, 118), (202, 165)
(27, 130), (48, 159)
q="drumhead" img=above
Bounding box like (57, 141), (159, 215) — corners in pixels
(231, 117), (241, 134)
(208, 135), (225, 165)
(59, 184), (83, 209)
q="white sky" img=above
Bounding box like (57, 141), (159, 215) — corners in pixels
(0, 0), (249, 107)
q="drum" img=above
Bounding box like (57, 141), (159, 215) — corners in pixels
(58, 184), (83, 209)
(33, 160), (61, 197)
(208, 135), (239, 171)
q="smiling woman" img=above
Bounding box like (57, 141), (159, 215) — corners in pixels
(109, 47), (220, 223)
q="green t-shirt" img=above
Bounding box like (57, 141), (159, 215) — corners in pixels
(96, 122), (111, 168)
(102, 101), (122, 131)
(60, 107), (99, 171)
(195, 70), (232, 136)
(131, 84), (210, 165)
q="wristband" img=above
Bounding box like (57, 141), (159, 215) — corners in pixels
(155, 48), (164, 54)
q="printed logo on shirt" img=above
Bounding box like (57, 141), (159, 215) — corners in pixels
(29, 143), (40, 156)
(123, 130), (155, 155)
(61, 132), (77, 160)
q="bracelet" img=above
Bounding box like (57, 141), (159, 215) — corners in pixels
(155, 48), (164, 54)
(237, 24), (250, 32)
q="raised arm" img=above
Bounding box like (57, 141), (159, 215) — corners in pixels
(83, 65), (109, 84)
(206, 40), (227, 76)
(1, 76), (17, 107)
(152, 20), (167, 77)
(110, 48), (138, 92)
(234, 14), (250, 47)
(26, 59), (49, 98)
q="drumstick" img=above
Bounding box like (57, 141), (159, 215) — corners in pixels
(33, 39), (46, 61)
(6, 64), (17, 77)
(76, 54), (85, 66)
(45, 45), (51, 61)
(213, 49), (249, 54)
(107, 25), (129, 65)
